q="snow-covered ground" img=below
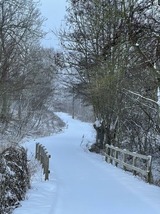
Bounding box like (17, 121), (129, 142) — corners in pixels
(13, 112), (160, 214)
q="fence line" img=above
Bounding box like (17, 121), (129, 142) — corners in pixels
(35, 143), (51, 180)
(105, 144), (152, 183)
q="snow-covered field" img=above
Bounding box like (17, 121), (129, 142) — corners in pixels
(13, 112), (160, 214)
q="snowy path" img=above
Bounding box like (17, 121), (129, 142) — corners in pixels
(14, 113), (160, 214)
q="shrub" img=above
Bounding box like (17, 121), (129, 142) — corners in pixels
(0, 146), (30, 214)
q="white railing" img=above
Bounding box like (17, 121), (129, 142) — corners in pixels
(105, 144), (152, 183)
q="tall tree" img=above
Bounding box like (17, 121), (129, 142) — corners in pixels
(0, 0), (60, 142)
(0, 0), (44, 122)
(59, 0), (160, 154)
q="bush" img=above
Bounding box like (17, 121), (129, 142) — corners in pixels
(0, 146), (30, 214)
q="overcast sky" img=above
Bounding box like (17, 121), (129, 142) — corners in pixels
(39, 0), (67, 49)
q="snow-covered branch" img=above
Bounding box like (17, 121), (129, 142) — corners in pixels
(123, 88), (158, 106)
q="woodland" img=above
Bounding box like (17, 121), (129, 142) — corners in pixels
(58, 0), (160, 157)
(0, 0), (160, 213)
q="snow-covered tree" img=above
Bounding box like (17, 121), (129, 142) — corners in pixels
(59, 0), (160, 154)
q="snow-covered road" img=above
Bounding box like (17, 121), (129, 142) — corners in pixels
(14, 112), (160, 214)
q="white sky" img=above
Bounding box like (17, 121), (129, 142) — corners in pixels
(39, 0), (67, 49)
(13, 112), (160, 214)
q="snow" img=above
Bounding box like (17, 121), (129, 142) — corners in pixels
(13, 112), (160, 214)
(93, 119), (101, 128)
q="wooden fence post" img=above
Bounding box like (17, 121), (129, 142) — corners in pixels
(104, 144), (152, 183)
(45, 155), (51, 180)
(105, 145), (108, 162)
(35, 143), (51, 181)
(36, 143), (41, 161)
(147, 155), (152, 183)
(123, 150), (126, 171)
(133, 152), (137, 176)
(114, 148), (118, 167)
(35, 143), (38, 159)
(110, 146), (113, 164)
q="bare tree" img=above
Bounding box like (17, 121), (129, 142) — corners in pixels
(0, 0), (61, 143)
(0, 0), (44, 122)
(8, 46), (58, 140)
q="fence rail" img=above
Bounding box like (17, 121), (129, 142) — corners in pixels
(105, 144), (152, 183)
(35, 143), (51, 180)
